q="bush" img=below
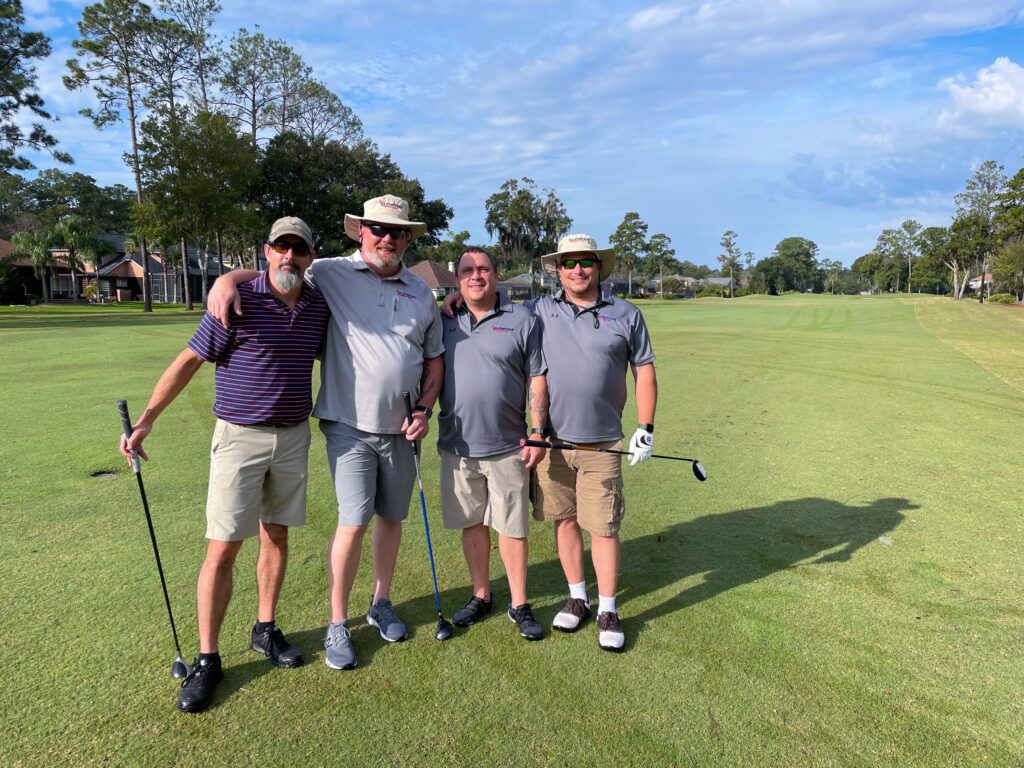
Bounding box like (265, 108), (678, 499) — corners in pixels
(733, 288), (752, 297)
(987, 293), (1017, 304)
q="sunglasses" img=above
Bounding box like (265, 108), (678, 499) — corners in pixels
(559, 258), (599, 270)
(268, 240), (312, 256)
(363, 223), (410, 240)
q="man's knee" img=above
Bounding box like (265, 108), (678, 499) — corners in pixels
(203, 539), (243, 570)
(260, 522), (289, 547)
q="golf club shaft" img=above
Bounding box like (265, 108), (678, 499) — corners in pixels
(521, 438), (700, 464)
(117, 401), (186, 661)
(403, 393), (444, 617)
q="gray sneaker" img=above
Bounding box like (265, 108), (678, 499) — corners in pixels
(367, 598), (408, 642)
(324, 621), (357, 670)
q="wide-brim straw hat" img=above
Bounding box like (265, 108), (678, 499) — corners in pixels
(540, 233), (616, 281)
(344, 194), (426, 242)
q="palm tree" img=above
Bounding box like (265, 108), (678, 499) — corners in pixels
(10, 229), (56, 301)
(54, 216), (109, 302)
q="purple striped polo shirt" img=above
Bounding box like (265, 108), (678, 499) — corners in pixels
(187, 272), (330, 426)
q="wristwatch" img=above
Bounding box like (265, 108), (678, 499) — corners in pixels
(413, 404), (433, 419)
(637, 423), (654, 433)
(530, 427), (545, 435)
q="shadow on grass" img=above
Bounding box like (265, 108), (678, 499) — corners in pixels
(613, 496), (913, 648)
(204, 496), (910, 703)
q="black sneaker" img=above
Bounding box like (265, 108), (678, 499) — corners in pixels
(176, 656), (223, 713)
(508, 602), (544, 641)
(251, 624), (303, 668)
(453, 593), (493, 627)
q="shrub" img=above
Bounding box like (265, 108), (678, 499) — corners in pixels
(987, 293), (1017, 304)
(734, 288), (752, 297)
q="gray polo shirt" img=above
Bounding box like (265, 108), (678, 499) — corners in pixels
(307, 253), (444, 434)
(438, 293), (546, 458)
(527, 290), (655, 443)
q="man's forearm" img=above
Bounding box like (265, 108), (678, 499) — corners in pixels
(418, 355), (444, 408)
(140, 349), (206, 425)
(528, 374), (549, 431)
(633, 363), (657, 424)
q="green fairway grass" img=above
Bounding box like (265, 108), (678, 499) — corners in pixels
(1, 295), (1021, 767)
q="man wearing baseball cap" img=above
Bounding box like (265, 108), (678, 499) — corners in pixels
(208, 196), (444, 670)
(530, 233), (658, 651)
(120, 217), (329, 711)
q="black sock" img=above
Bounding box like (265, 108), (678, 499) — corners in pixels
(254, 620), (275, 634)
(198, 652), (220, 666)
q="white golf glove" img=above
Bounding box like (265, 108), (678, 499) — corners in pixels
(628, 427), (653, 466)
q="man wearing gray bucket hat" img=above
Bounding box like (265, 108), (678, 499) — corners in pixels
(530, 233), (658, 652)
(208, 196), (444, 669)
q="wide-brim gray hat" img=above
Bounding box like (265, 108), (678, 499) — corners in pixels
(344, 194), (426, 241)
(540, 233), (616, 281)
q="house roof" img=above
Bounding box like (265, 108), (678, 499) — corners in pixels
(409, 260), (457, 289)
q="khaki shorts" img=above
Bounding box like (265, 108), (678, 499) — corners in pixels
(440, 448), (529, 538)
(205, 420), (311, 541)
(531, 439), (624, 537)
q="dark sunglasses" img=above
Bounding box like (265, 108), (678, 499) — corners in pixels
(268, 240), (312, 256)
(559, 258), (599, 270)
(363, 223), (409, 240)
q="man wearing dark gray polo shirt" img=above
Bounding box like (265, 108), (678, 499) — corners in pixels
(530, 233), (657, 652)
(438, 248), (549, 640)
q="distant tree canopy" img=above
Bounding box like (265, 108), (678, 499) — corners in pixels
(749, 237), (821, 294)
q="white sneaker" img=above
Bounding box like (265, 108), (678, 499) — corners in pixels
(597, 611), (624, 652)
(552, 597), (590, 632)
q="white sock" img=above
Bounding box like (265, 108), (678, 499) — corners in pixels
(568, 581), (589, 605)
(598, 595), (616, 615)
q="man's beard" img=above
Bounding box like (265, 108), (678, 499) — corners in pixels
(275, 266), (302, 291)
(363, 247), (401, 272)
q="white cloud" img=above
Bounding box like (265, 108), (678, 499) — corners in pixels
(938, 57), (1024, 131)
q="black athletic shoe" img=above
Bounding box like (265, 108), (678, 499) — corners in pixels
(250, 624), (303, 668)
(508, 602), (544, 641)
(453, 593), (493, 627)
(176, 656), (223, 713)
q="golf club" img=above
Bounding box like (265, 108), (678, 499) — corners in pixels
(521, 437), (708, 482)
(402, 392), (454, 641)
(117, 400), (191, 678)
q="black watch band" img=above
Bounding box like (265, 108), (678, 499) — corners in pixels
(638, 423), (654, 434)
(413, 404), (432, 419)
(530, 427), (545, 435)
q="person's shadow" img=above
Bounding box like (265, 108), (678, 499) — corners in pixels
(604, 496), (913, 648)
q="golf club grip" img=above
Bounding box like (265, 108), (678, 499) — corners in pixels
(117, 400), (142, 473)
(402, 391), (419, 457)
(521, 438), (575, 450)
(117, 400), (134, 439)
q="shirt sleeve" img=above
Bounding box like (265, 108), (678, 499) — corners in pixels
(422, 300), (446, 359)
(187, 312), (235, 363)
(525, 313), (547, 377)
(628, 309), (656, 366)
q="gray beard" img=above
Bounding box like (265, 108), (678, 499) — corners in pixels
(363, 249), (400, 272)
(275, 268), (301, 292)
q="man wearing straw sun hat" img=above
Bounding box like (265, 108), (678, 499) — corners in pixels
(208, 195), (444, 670)
(528, 233), (658, 652)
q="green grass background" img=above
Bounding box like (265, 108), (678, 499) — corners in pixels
(1, 295), (1021, 766)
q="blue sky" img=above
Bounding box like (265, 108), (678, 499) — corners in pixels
(18, 0), (1024, 266)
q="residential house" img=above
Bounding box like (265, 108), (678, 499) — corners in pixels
(408, 259), (458, 300)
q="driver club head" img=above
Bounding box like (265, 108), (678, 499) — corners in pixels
(435, 618), (454, 641)
(692, 461), (708, 482)
(171, 657), (190, 679)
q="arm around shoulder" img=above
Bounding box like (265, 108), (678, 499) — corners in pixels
(208, 269), (259, 328)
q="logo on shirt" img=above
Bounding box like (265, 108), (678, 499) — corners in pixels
(491, 325), (513, 333)
(598, 315), (616, 323)
(396, 290), (415, 299)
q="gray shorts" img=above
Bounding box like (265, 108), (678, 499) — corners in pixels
(320, 419), (415, 526)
